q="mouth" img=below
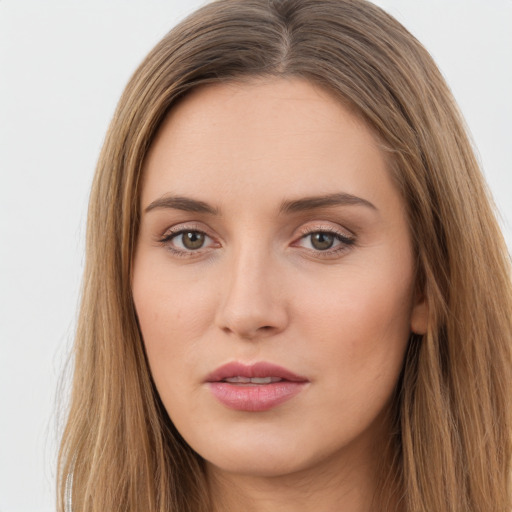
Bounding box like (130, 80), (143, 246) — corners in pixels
(221, 376), (284, 385)
(206, 361), (308, 383)
(205, 362), (309, 412)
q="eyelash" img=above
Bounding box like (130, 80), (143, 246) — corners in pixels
(294, 226), (356, 258)
(158, 226), (215, 258)
(157, 225), (356, 259)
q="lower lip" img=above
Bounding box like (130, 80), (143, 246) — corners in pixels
(208, 381), (306, 412)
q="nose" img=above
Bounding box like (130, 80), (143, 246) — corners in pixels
(214, 247), (289, 340)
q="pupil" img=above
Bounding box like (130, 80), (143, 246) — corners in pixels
(311, 232), (334, 250)
(183, 231), (205, 249)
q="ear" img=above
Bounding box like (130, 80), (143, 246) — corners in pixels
(410, 291), (428, 335)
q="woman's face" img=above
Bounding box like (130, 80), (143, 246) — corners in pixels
(133, 78), (427, 479)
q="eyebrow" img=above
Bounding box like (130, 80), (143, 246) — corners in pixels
(279, 192), (377, 214)
(144, 195), (219, 215)
(144, 192), (377, 216)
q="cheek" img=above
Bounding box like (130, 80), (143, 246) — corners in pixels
(131, 258), (216, 387)
(292, 258), (413, 408)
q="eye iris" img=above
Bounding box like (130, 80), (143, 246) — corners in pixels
(310, 232), (334, 250)
(182, 231), (205, 250)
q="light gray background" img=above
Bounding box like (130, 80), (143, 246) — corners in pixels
(1, 1), (511, 511)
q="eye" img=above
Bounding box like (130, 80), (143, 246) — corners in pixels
(295, 228), (355, 255)
(159, 229), (216, 254)
(308, 232), (338, 251)
(176, 231), (208, 250)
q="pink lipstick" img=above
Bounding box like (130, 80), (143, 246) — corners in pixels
(205, 362), (308, 412)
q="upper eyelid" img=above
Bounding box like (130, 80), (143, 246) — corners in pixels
(295, 222), (355, 239)
(159, 222), (212, 238)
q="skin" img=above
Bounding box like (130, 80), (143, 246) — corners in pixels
(132, 78), (427, 512)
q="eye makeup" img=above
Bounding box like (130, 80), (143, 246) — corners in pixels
(155, 219), (357, 261)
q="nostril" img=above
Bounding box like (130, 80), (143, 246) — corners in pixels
(215, 283), (289, 339)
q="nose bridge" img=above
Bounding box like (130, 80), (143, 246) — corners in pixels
(215, 240), (287, 339)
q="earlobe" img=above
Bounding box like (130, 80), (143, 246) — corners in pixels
(410, 294), (428, 335)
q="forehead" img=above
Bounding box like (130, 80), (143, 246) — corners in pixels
(141, 78), (400, 216)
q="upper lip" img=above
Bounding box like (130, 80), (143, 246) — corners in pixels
(205, 362), (309, 383)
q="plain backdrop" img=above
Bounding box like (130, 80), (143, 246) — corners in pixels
(1, 1), (511, 511)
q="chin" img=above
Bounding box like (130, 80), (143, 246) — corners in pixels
(184, 423), (316, 478)
(178, 403), (391, 484)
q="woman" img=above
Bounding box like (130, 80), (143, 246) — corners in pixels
(57, 0), (512, 511)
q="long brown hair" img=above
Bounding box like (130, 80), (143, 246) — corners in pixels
(57, 1), (512, 510)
